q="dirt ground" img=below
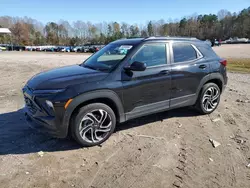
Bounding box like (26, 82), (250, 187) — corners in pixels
(0, 45), (250, 188)
(214, 44), (250, 58)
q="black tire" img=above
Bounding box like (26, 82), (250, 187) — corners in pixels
(71, 103), (116, 147)
(195, 83), (221, 114)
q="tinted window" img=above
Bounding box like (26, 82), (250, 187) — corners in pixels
(131, 44), (167, 67)
(82, 43), (133, 71)
(173, 43), (197, 63)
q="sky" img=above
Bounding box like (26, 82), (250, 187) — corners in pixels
(0, 0), (250, 24)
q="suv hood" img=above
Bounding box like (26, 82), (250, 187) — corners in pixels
(27, 65), (108, 90)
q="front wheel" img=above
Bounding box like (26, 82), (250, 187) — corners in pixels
(196, 83), (221, 114)
(71, 103), (116, 147)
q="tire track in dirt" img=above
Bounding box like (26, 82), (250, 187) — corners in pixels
(172, 142), (186, 188)
(173, 115), (239, 188)
(88, 135), (163, 188)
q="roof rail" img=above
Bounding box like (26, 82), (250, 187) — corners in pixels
(143, 36), (198, 41)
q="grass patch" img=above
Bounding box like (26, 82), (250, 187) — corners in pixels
(227, 58), (250, 73)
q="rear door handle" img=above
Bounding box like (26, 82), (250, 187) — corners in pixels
(159, 70), (170, 75)
(199, 64), (207, 69)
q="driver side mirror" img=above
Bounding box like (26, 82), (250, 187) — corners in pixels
(124, 61), (146, 72)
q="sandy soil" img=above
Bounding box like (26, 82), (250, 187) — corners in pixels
(213, 44), (250, 58)
(0, 48), (250, 188)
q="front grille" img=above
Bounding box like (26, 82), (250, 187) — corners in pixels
(27, 86), (34, 92)
(24, 96), (37, 114)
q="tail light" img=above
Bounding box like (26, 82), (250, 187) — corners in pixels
(220, 59), (227, 66)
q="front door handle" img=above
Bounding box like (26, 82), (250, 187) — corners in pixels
(199, 64), (207, 69)
(160, 70), (170, 75)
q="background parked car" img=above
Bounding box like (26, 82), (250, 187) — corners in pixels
(214, 40), (220, 46)
(225, 37), (249, 44)
(12, 45), (25, 51)
(88, 45), (100, 53)
(0, 46), (7, 51)
(82, 45), (91, 52)
(54, 46), (63, 52)
(36, 46), (42, 51)
(43, 46), (57, 52)
(73, 46), (82, 52)
(61, 46), (71, 52)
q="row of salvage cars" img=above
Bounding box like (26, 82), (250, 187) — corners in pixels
(25, 44), (105, 53)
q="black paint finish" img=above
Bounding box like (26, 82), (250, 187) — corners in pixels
(23, 37), (227, 138)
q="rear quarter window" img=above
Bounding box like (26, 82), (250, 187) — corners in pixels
(172, 43), (197, 63)
(196, 44), (219, 58)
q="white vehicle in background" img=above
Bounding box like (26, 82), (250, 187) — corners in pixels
(73, 46), (82, 52)
(237, 38), (249, 43)
(226, 37), (249, 44)
(25, 46), (35, 51)
(0, 46), (7, 51)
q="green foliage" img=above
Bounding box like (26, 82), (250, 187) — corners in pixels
(147, 21), (154, 36)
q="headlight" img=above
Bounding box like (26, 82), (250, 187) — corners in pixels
(33, 89), (65, 95)
(45, 100), (54, 109)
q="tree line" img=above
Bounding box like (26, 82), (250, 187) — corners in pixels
(0, 7), (250, 46)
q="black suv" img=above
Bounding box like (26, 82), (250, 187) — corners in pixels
(23, 37), (227, 146)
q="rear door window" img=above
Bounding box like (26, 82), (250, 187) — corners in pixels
(172, 43), (197, 63)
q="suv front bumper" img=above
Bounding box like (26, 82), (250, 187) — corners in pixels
(24, 106), (68, 138)
(23, 86), (68, 138)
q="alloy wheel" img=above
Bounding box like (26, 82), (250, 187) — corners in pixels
(79, 109), (112, 143)
(202, 86), (220, 112)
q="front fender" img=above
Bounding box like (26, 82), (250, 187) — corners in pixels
(62, 89), (125, 136)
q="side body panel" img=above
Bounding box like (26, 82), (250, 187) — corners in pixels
(169, 42), (210, 108)
(120, 42), (172, 120)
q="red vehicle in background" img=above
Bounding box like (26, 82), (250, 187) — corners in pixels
(219, 39), (222, 46)
(89, 45), (100, 53)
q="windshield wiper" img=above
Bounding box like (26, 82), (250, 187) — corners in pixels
(82, 64), (110, 72)
(82, 64), (98, 70)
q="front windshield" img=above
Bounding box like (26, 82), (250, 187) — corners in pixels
(82, 43), (133, 71)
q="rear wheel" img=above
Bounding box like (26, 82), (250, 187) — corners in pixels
(71, 103), (116, 147)
(196, 83), (221, 114)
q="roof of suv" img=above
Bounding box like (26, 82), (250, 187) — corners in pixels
(112, 36), (202, 45)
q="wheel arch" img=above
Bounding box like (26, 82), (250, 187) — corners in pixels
(62, 90), (125, 136)
(196, 73), (225, 101)
(204, 78), (223, 92)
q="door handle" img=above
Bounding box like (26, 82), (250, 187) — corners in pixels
(199, 64), (207, 69)
(160, 70), (170, 75)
